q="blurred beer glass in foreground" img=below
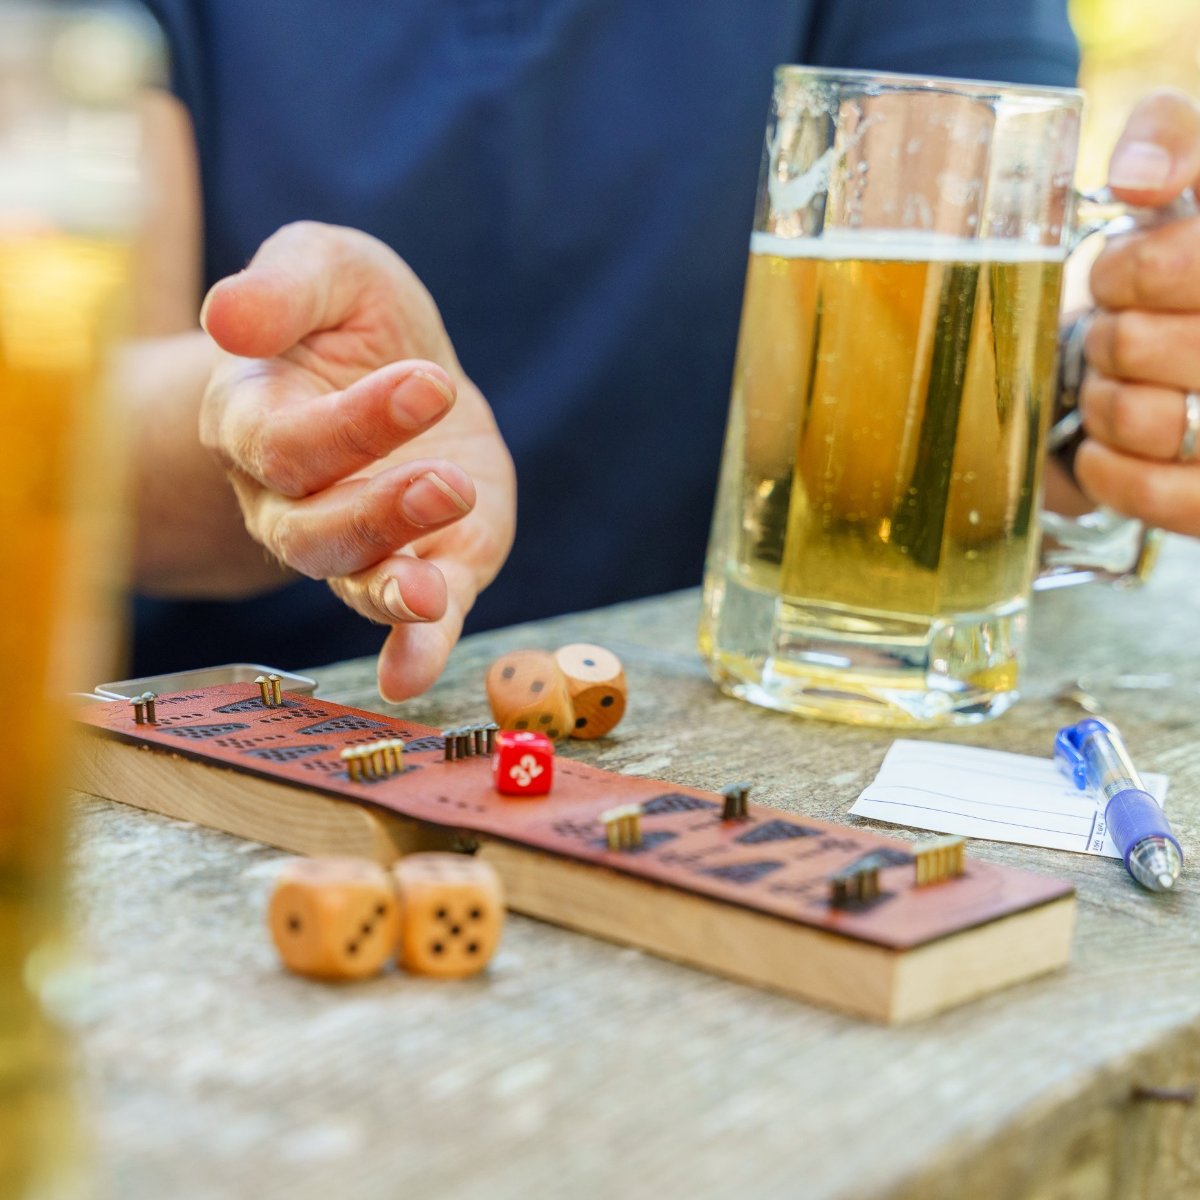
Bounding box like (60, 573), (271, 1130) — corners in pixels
(0, 4), (156, 1195)
(700, 68), (1085, 727)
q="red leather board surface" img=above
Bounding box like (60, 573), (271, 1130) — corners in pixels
(76, 684), (1074, 951)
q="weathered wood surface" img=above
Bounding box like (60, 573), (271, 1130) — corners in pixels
(72, 535), (1200, 1200)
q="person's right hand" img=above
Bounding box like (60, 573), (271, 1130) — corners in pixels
(198, 221), (516, 702)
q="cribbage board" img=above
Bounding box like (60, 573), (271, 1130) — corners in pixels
(72, 684), (1076, 1022)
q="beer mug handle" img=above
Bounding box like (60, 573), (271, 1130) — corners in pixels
(1033, 187), (1199, 593)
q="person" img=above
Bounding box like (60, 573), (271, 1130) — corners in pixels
(124, 1), (1200, 703)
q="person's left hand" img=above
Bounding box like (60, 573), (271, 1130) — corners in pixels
(1077, 89), (1200, 536)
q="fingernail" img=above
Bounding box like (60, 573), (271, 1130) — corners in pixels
(392, 369), (455, 428)
(383, 578), (426, 622)
(198, 289), (214, 333)
(401, 471), (472, 526)
(1109, 141), (1172, 191)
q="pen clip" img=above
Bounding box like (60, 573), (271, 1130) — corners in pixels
(1054, 721), (1092, 790)
(1055, 717), (1114, 789)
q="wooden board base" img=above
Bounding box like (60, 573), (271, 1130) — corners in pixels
(71, 688), (1077, 1022)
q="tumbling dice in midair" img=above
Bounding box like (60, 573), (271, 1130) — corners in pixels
(392, 853), (505, 978)
(268, 857), (400, 981)
(492, 729), (554, 796)
(485, 649), (574, 741)
(554, 643), (627, 739)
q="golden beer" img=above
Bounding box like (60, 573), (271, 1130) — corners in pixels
(0, 230), (132, 1197)
(700, 232), (1065, 725)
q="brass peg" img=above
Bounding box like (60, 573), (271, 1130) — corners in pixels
(914, 836), (966, 886)
(721, 782), (750, 822)
(601, 804), (643, 851)
(131, 694), (147, 724)
(267, 674), (282, 706)
(141, 691), (157, 723)
(830, 858), (883, 907)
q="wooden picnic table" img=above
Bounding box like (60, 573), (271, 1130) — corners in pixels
(73, 535), (1200, 1200)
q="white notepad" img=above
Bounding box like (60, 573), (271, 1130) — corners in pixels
(850, 739), (1170, 858)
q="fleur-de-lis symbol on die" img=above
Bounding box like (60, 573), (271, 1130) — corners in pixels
(508, 753), (544, 788)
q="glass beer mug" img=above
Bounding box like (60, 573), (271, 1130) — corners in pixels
(0, 4), (157, 1196)
(700, 67), (1168, 728)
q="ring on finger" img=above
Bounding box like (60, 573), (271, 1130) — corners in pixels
(1181, 391), (1200, 462)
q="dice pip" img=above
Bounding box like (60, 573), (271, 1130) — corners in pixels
(485, 649), (574, 741)
(268, 856), (400, 981)
(554, 642), (627, 739)
(392, 853), (505, 978)
(492, 729), (554, 796)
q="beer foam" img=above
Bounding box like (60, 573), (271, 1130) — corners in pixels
(750, 230), (1067, 264)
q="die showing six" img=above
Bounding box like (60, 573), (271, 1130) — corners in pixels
(268, 857), (400, 981)
(493, 729), (554, 796)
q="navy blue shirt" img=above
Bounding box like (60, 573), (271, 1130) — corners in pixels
(134, 0), (1078, 674)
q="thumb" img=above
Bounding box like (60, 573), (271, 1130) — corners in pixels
(1106, 88), (1200, 208)
(199, 220), (393, 359)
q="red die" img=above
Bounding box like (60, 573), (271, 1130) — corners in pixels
(493, 730), (554, 797)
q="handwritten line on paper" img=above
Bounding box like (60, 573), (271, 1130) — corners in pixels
(850, 739), (1169, 858)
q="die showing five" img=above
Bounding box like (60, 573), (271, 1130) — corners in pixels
(392, 853), (505, 979)
(269, 853), (504, 982)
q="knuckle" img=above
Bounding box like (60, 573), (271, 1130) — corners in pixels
(330, 408), (389, 464)
(345, 492), (399, 558)
(1123, 464), (1171, 524)
(1129, 237), (1173, 307)
(1108, 310), (1155, 379)
(1107, 389), (1145, 447)
(253, 440), (305, 497)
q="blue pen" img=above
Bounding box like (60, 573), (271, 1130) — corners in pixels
(1055, 718), (1182, 892)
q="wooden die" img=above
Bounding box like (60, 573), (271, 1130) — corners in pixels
(485, 649), (574, 741)
(268, 856), (400, 981)
(554, 643), (627, 739)
(392, 853), (505, 978)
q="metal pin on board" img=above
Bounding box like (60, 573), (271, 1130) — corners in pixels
(721, 782), (750, 822)
(142, 691), (157, 723)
